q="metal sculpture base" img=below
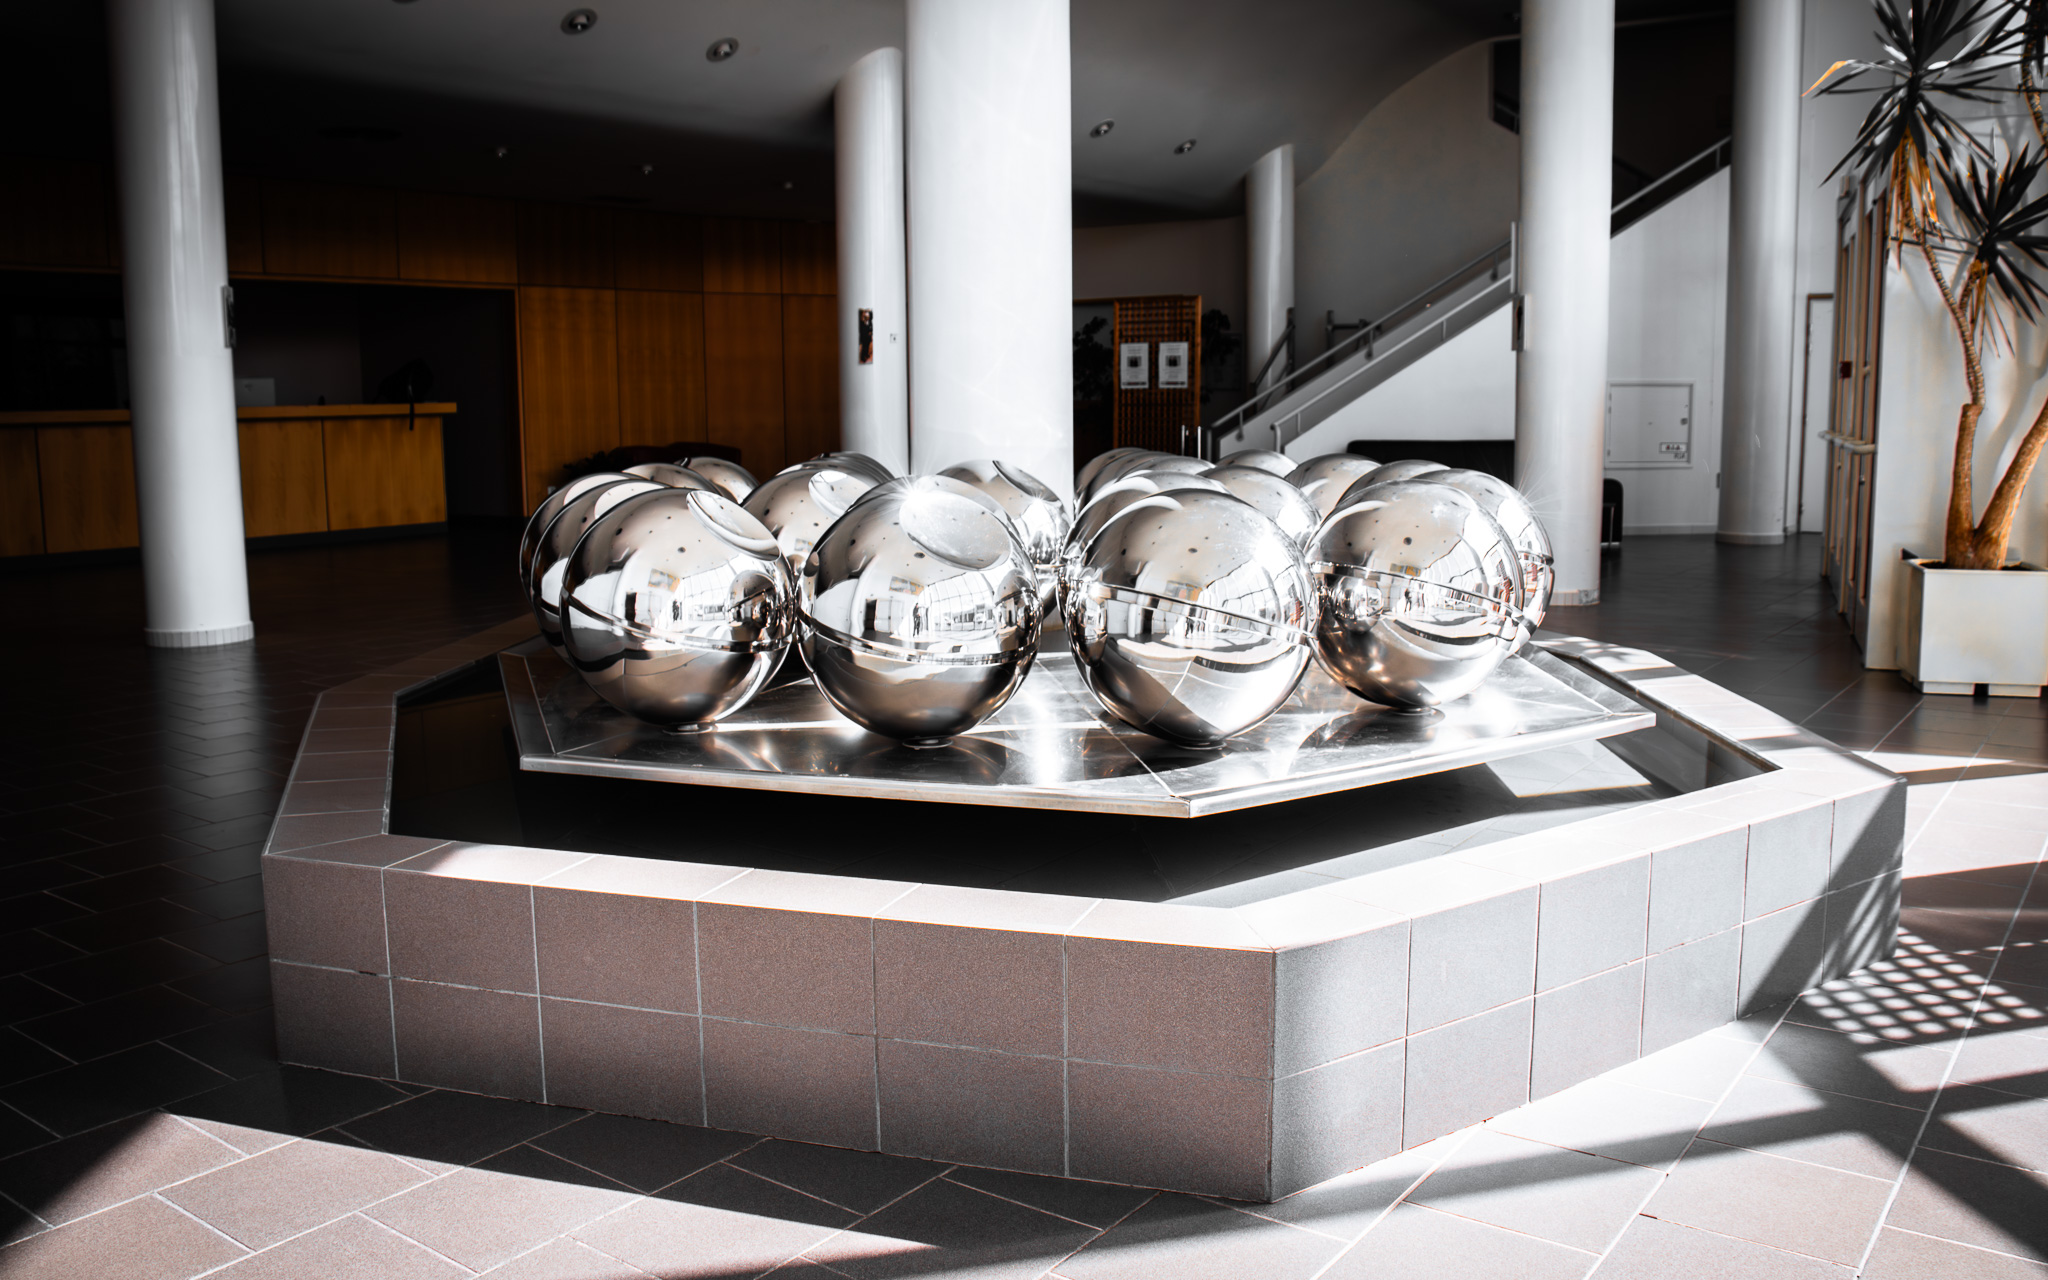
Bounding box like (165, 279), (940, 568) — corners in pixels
(501, 636), (1652, 818)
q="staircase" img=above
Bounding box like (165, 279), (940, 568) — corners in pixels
(1209, 137), (1730, 458)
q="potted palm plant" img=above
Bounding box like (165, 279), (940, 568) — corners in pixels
(1816, 0), (2048, 694)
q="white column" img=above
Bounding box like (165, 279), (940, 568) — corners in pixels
(1717, 0), (1802, 544)
(835, 48), (910, 476)
(905, 0), (1074, 496)
(107, 0), (252, 646)
(1515, 0), (1614, 605)
(1246, 145), (1295, 394)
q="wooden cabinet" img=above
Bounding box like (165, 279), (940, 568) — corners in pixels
(703, 293), (786, 474)
(616, 290), (708, 442)
(324, 415), (446, 529)
(398, 193), (518, 284)
(0, 430), (44, 556)
(781, 294), (840, 464)
(517, 287), (620, 508)
(260, 181), (399, 278)
(779, 223), (837, 296)
(237, 419), (328, 537)
(36, 424), (139, 553)
(703, 219), (783, 294)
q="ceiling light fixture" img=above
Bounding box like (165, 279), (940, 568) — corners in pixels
(1089, 120), (1114, 138)
(495, 145), (509, 158)
(707, 37), (739, 61)
(1174, 139), (1197, 154)
(560, 8), (596, 34)
(782, 180), (795, 190)
(641, 163), (654, 175)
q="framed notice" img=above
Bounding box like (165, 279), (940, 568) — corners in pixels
(1157, 341), (1189, 389)
(1119, 342), (1150, 390)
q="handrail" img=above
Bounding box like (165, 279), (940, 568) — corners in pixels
(1204, 133), (1734, 451)
(1245, 308), (1296, 407)
(1821, 431), (1875, 456)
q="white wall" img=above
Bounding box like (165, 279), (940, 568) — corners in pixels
(1295, 41), (1521, 361)
(1284, 305), (1515, 454)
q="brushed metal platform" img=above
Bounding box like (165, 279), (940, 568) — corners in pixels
(498, 636), (1653, 818)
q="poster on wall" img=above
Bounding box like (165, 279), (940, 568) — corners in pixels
(1119, 343), (1150, 390)
(1157, 341), (1189, 389)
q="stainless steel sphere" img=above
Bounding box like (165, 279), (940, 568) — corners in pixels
(1431, 469), (1554, 646)
(1075, 447), (1149, 500)
(521, 471), (637, 592)
(800, 477), (1041, 746)
(530, 477), (668, 653)
(1202, 464), (1322, 550)
(742, 465), (880, 578)
(937, 460), (1070, 615)
(1285, 454), (1382, 521)
(1308, 479), (1525, 709)
(1062, 473), (1230, 589)
(1356, 458), (1447, 487)
(789, 451), (895, 487)
(1218, 448), (1295, 477)
(625, 462), (715, 490)
(1064, 488), (1314, 747)
(558, 488), (796, 729)
(1122, 454), (1213, 483)
(1080, 450), (1179, 505)
(678, 456), (757, 503)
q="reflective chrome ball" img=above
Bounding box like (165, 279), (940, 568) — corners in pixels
(1355, 458), (1447, 488)
(530, 477), (668, 653)
(1080, 450), (1178, 505)
(558, 488), (796, 729)
(742, 465), (880, 578)
(1062, 473), (1230, 589)
(1432, 469), (1554, 645)
(625, 462), (715, 490)
(678, 456), (757, 503)
(938, 459), (1070, 615)
(1203, 464), (1322, 550)
(1308, 480), (1525, 709)
(1218, 448), (1296, 477)
(521, 471), (637, 592)
(791, 451), (895, 487)
(1285, 454), (1382, 521)
(1076, 447), (1150, 500)
(1065, 487), (1314, 746)
(1122, 454), (1213, 483)
(800, 477), (1041, 746)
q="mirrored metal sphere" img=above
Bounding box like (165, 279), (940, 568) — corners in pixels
(800, 477), (1041, 746)
(1122, 454), (1213, 483)
(530, 477), (668, 653)
(625, 462), (716, 490)
(1355, 458), (1447, 488)
(678, 456), (757, 503)
(1076, 447), (1149, 500)
(1218, 448), (1295, 477)
(558, 488), (796, 729)
(742, 465), (879, 578)
(1285, 453), (1382, 521)
(789, 451), (895, 487)
(1080, 449), (1179, 505)
(1308, 480), (1525, 709)
(938, 459), (1070, 615)
(1202, 464), (1322, 550)
(1062, 473), (1230, 590)
(521, 471), (637, 592)
(1065, 488), (1314, 747)
(1431, 468), (1554, 646)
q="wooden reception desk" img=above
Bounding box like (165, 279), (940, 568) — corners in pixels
(0, 403), (452, 557)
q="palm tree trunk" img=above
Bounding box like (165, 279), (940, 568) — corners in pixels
(1964, 396), (2048, 569)
(1915, 236), (1984, 566)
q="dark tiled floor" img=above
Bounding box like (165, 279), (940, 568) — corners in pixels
(0, 529), (2042, 1278)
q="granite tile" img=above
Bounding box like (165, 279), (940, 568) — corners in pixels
(0, 1192), (247, 1279)
(366, 1163), (634, 1273)
(1067, 934), (1273, 1075)
(1532, 961), (1644, 1099)
(1644, 1138), (1893, 1265)
(209, 1214), (469, 1280)
(271, 962), (395, 1078)
(701, 1019), (877, 1150)
(385, 873), (536, 992)
(0, 1112), (239, 1228)
(875, 920), (1063, 1056)
(1642, 928), (1741, 1055)
(1067, 1061), (1272, 1200)
(538, 998), (699, 1123)
(162, 1136), (431, 1249)
(262, 855), (387, 974)
(534, 887), (694, 1012)
(1597, 1214), (1852, 1279)
(877, 1039), (1063, 1174)
(1739, 902), (1828, 1017)
(1271, 1039), (1404, 1197)
(1862, 1226), (2048, 1280)
(530, 1112), (756, 1194)
(820, 1176), (1098, 1280)
(1536, 857), (1650, 992)
(393, 980), (541, 1098)
(1407, 1129), (1661, 1253)
(1321, 1203), (1595, 1280)
(1648, 829), (1748, 952)
(1745, 804), (1833, 918)
(1403, 999), (1533, 1147)
(697, 902), (875, 1034)
(1060, 1191), (1347, 1280)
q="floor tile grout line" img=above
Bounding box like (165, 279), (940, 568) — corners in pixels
(143, 1190), (255, 1262)
(1043, 1188), (1163, 1277)
(1301, 1130), (1478, 1279)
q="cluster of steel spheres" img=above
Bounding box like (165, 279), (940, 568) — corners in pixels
(516, 442), (1554, 750)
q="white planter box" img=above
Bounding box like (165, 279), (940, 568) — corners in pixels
(1900, 558), (2048, 696)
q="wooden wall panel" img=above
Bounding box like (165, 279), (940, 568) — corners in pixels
(224, 176), (265, 275)
(0, 157), (112, 268)
(324, 416), (446, 530)
(398, 193), (518, 284)
(237, 420), (328, 537)
(517, 203), (615, 288)
(517, 287), (620, 509)
(703, 219), (782, 294)
(0, 431), (44, 556)
(614, 210), (703, 292)
(261, 181), (399, 278)
(781, 295), (840, 465)
(779, 223), (837, 296)
(37, 425), (138, 553)
(616, 290), (707, 443)
(702, 294), (785, 474)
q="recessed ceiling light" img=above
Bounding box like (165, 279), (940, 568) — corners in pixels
(1174, 139), (1197, 154)
(560, 8), (596, 34)
(495, 145), (509, 158)
(641, 163), (654, 175)
(782, 180), (795, 190)
(707, 37), (739, 61)
(1089, 120), (1114, 138)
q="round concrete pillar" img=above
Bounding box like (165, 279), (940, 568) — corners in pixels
(835, 48), (911, 476)
(1247, 144), (1296, 395)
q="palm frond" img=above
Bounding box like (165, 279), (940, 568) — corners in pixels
(1936, 147), (2048, 348)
